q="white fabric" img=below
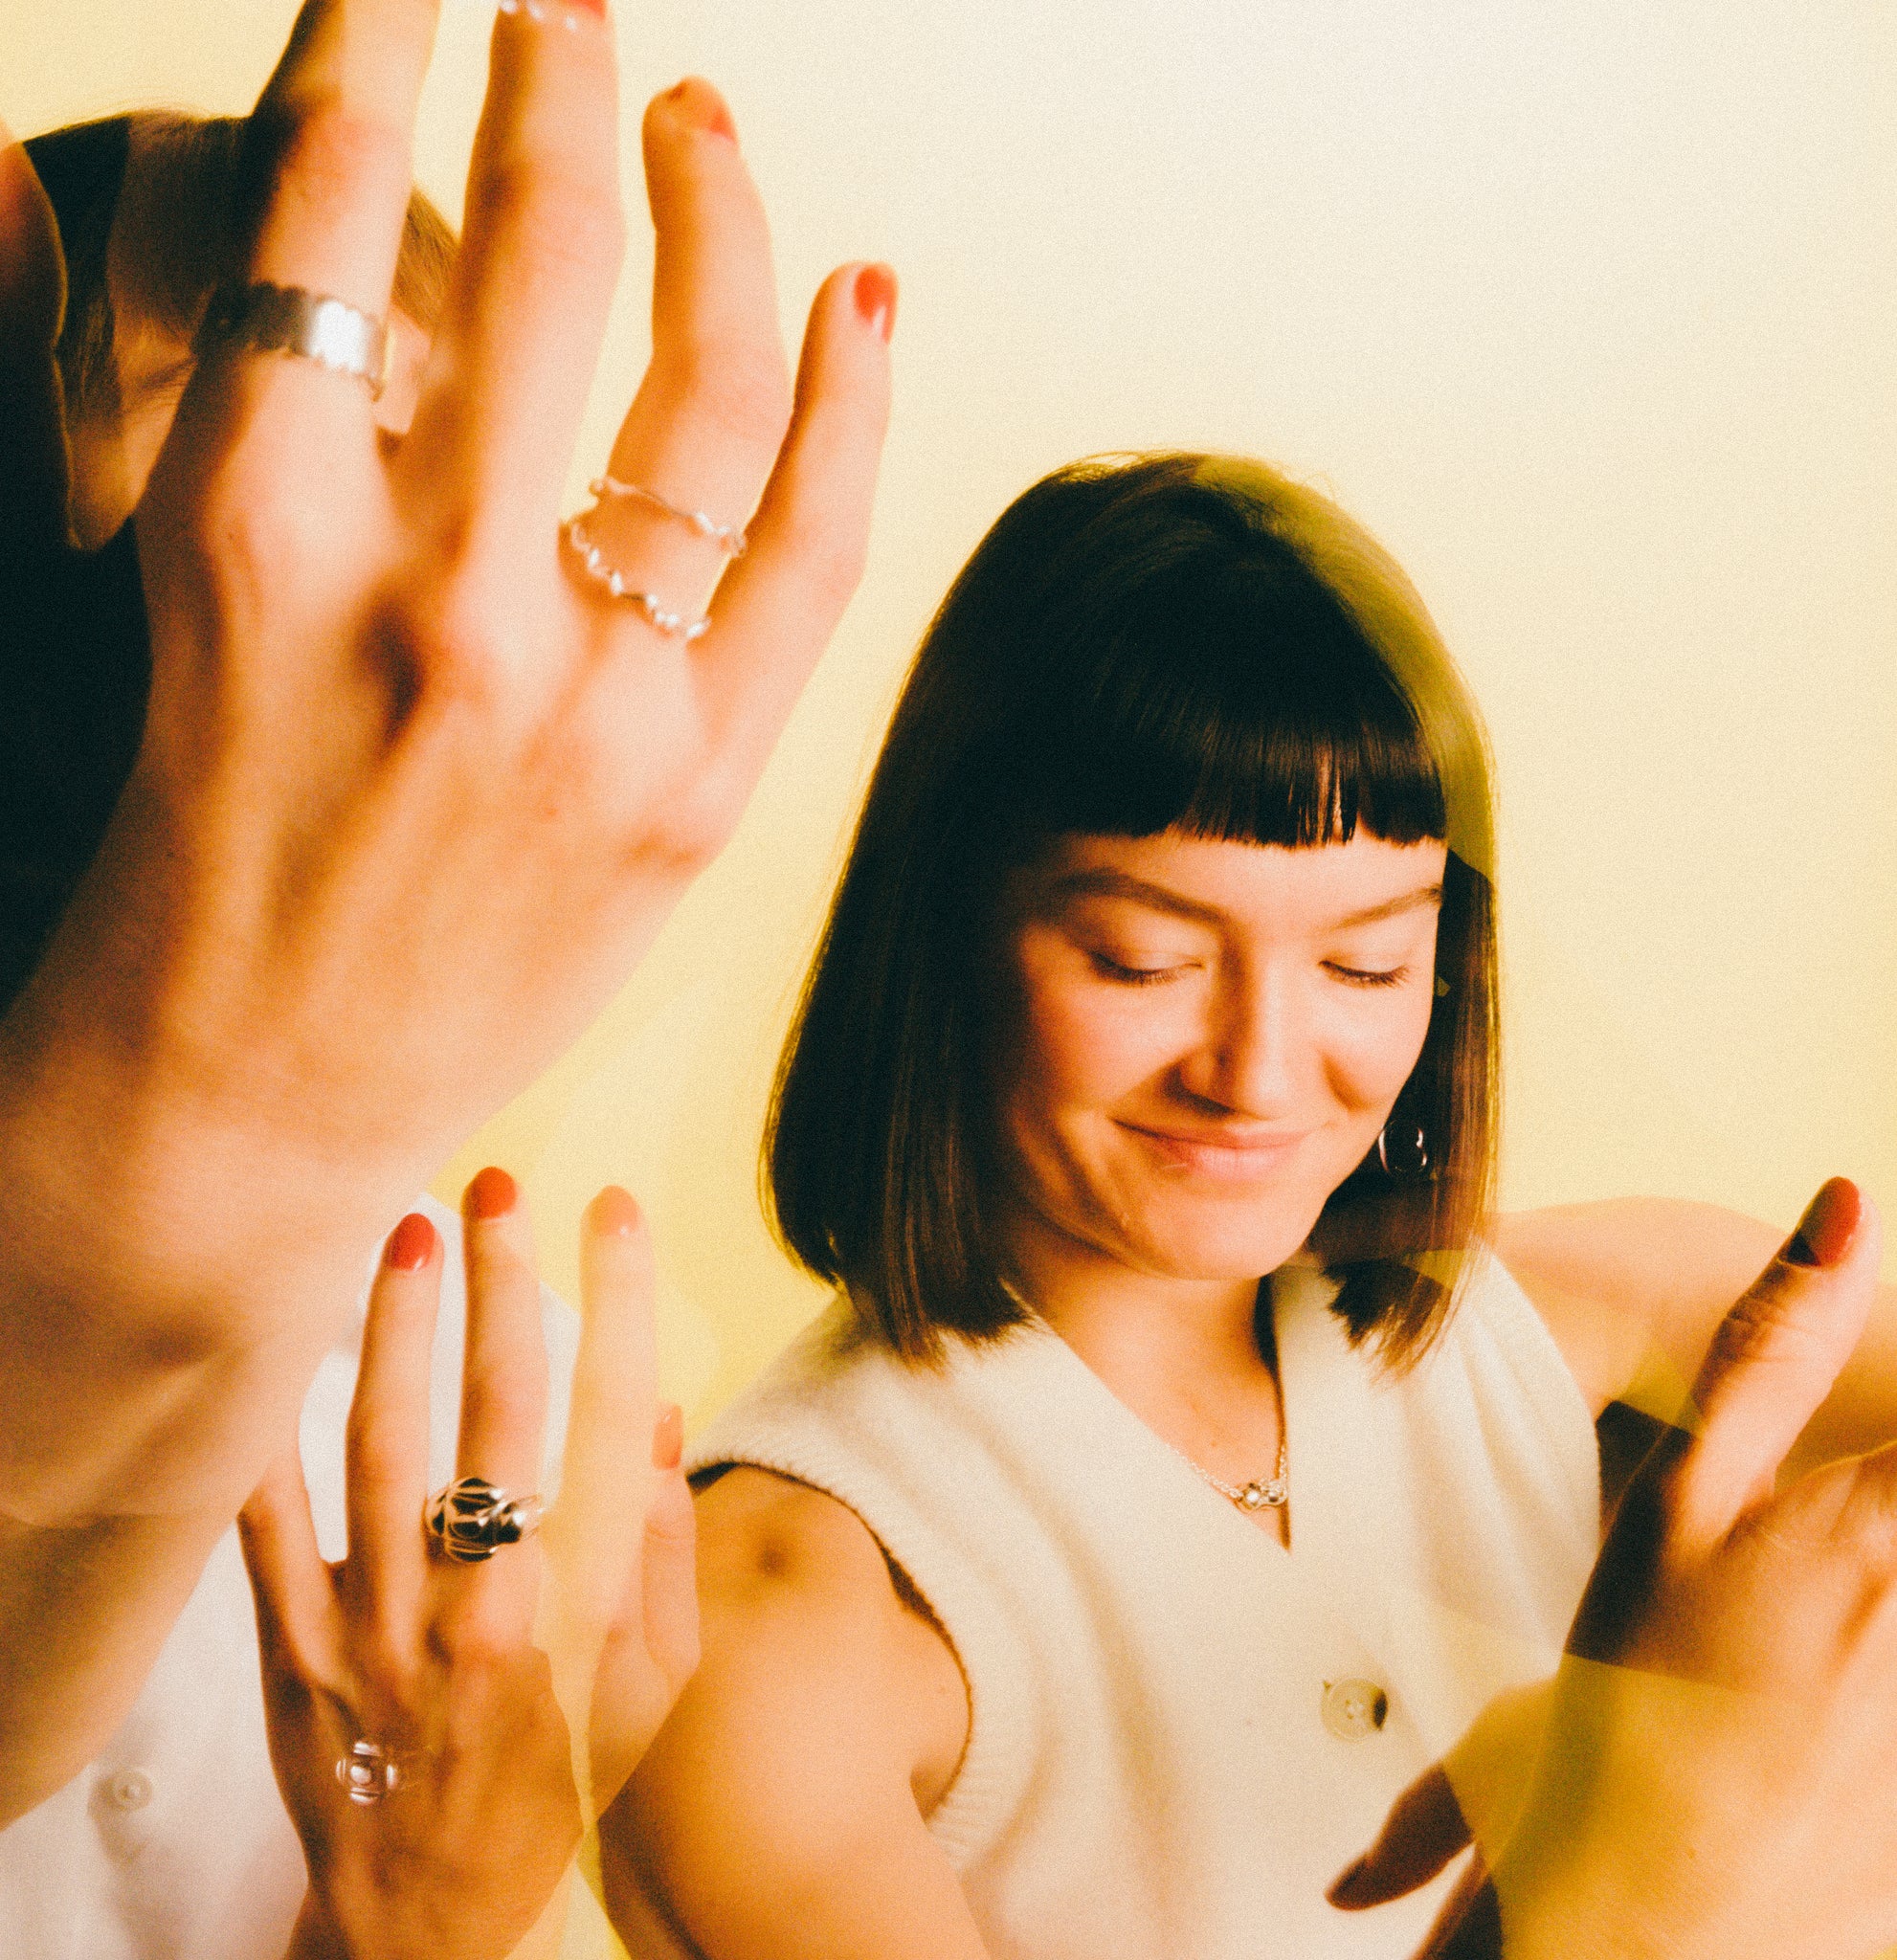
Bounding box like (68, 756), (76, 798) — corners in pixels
(687, 1251), (1599, 1960)
(0, 1194), (579, 1960)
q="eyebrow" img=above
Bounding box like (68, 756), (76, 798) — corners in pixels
(1046, 868), (1443, 931)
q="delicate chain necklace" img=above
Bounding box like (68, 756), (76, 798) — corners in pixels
(1167, 1433), (1288, 1512)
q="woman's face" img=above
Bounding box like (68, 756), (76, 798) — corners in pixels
(988, 825), (1447, 1288)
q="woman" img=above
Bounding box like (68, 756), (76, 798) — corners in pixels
(603, 451), (1892, 1958)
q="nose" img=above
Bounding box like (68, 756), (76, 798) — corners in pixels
(1178, 967), (1303, 1117)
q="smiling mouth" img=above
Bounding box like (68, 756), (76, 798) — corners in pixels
(1118, 1121), (1314, 1177)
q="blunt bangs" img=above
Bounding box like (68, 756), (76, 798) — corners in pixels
(769, 452), (1499, 1368)
(990, 542), (1449, 859)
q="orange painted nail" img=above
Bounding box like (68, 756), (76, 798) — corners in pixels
(653, 1404), (684, 1470)
(854, 263), (897, 343)
(464, 1166), (519, 1221)
(591, 1184), (642, 1237)
(666, 77), (737, 143)
(385, 1212), (437, 1272)
(1784, 1176), (1861, 1268)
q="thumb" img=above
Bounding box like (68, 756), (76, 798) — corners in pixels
(0, 122), (71, 549)
(1329, 1764), (1472, 1909)
(1671, 1177), (1882, 1549)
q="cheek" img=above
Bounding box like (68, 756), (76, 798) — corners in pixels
(1318, 991), (1437, 1109)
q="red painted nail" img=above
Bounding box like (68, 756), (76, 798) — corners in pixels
(464, 1166), (519, 1221)
(854, 263), (897, 343)
(653, 1403), (684, 1471)
(385, 1212), (437, 1272)
(666, 77), (737, 143)
(591, 1184), (642, 1237)
(1784, 1176), (1862, 1268)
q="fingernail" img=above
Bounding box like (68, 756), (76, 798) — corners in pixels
(653, 1403), (684, 1471)
(666, 77), (737, 144)
(1327, 1859), (1373, 1909)
(854, 263), (897, 343)
(1784, 1176), (1862, 1268)
(591, 1184), (642, 1237)
(385, 1212), (437, 1272)
(464, 1166), (519, 1221)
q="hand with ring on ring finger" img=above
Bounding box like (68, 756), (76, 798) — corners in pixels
(239, 1170), (698, 1960)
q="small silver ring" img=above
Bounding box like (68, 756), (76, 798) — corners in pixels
(589, 476), (748, 557)
(335, 1738), (403, 1806)
(196, 282), (391, 400)
(565, 519), (712, 640)
(424, 1476), (545, 1564)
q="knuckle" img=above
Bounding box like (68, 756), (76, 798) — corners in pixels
(264, 99), (411, 230)
(483, 159), (625, 284)
(659, 339), (793, 449)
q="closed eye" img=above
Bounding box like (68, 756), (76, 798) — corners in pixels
(1325, 962), (1409, 989)
(1089, 952), (1187, 987)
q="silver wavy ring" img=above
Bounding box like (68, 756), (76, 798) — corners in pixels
(565, 518), (712, 640)
(196, 282), (391, 400)
(335, 1738), (402, 1806)
(424, 1476), (545, 1564)
(589, 476), (748, 557)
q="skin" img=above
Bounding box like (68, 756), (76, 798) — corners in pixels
(0, 0), (894, 1833)
(242, 1178), (699, 1960)
(604, 823), (1897, 1960)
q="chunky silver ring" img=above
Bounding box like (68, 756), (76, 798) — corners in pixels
(196, 282), (391, 400)
(565, 518), (712, 640)
(335, 1738), (402, 1806)
(425, 1476), (545, 1564)
(589, 476), (748, 557)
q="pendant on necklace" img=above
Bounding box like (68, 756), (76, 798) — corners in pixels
(1237, 1476), (1287, 1510)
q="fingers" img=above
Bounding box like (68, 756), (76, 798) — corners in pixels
(342, 1211), (442, 1615)
(400, 0), (621, 543)
(578, 82), (790, 614)
(0, 123), (71, 551)
(584, 1410), (697, 1810)
(559, 1186), (660, 1560)
(1672, 1179), (1884, 1548)
(1329, 1764), (1473, 1910)
(457, 1167), (550, 1501)
(246, 0), (441, 320)
(696, 258), (894, 782)
(239, 1446), (334, 1682)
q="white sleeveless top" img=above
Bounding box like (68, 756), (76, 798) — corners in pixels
(688, 1253), (1598, 1960)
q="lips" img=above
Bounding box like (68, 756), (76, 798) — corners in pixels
(1117, 1121), (1313, 1179)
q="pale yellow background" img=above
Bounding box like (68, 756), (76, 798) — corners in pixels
(7, 5), (1893, 1955)
(8, 3), (1892, 1427)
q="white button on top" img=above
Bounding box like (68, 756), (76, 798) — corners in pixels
(106, 1768), (154, 1811)
(1320, 1679), (1389, 1741)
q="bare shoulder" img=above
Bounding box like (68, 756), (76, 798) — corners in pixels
(599, 1465), (983, 1960)
(1492, 1199), (1784, 1414)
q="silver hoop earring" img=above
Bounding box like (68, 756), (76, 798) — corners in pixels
(1376, 1120), (1432, 1177)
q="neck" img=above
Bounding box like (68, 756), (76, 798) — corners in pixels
(1001, 1203), (1283, 1417)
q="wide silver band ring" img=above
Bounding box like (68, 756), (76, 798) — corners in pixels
(424, 1476), (545, 1564)
(196, 281), (391, 400)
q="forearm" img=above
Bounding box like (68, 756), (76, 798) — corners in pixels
(0, 987), (413, 1817)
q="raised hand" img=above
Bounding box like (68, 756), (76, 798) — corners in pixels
(238, 1176), (697, 1960)
(1332, 1178), (1897, 1960)
(11, 0), (892, 1364)
(0, 0), (886, 1825)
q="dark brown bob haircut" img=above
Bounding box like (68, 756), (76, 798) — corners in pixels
(767, 453), (1500, 1369)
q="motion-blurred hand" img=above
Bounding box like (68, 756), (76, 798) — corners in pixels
(1332, 1177), (1897, 1960)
